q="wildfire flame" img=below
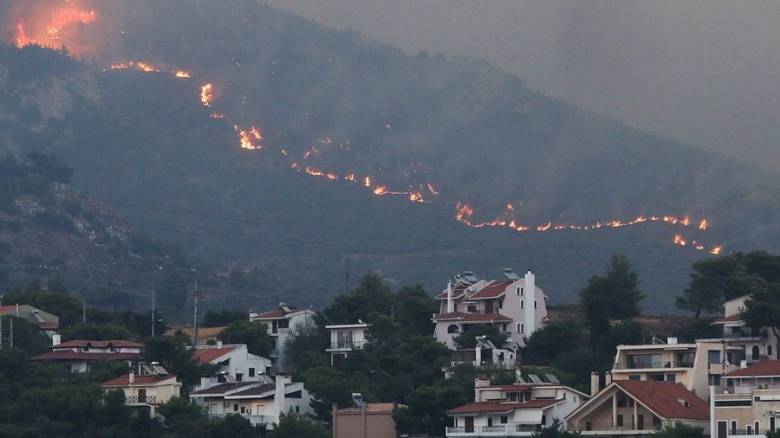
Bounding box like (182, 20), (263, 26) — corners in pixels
(201, 83), (215, 107)
(14, 5), (98, 55)
(237, 125), (263, 150)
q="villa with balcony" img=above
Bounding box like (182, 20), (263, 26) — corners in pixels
(446, 376), (588, 437)
(325, 321), (369, 366)
(249, 304), (316, 365)
(712, 360), (780, 438)
(101, 366), (181, 416)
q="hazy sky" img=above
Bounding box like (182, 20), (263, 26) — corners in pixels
(259, 0), (780, 171)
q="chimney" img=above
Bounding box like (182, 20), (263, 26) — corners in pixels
(217, 340), (223, 349)
(740, 360), (747, 369)
(15, 303), (20, 316)
(129, 372), (135, 384)
(524, 270), (536, 336)
(475, 346), (482, 367)
(590, 372), (600, 396)
(605, 371), (613, 386)
(52, 334), (61, 346)
(274, 374), (287, 418)
(446, 280), (454, 313)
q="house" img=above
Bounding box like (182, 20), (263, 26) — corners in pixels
(709, 295), (777, 363)
(447, 337), (517, 372)
(566, 380), (710, 436)
(101, 364), (181, 416)
(32, 337), (142, 373)
(249, 304), (316, 364)
(332, 403), (400, 438)
(0, 304), (59, 337)
(190, 374), (313, 429)
(446, 376), (588, 437)
(712, 360), (780, 437)
(325, 322), (370, 366)
(192, 342), (272, 383)
(433, 269), (548, 352)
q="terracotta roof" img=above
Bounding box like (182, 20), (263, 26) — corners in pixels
(102, 374), (176, 387)
(448, 399), (559, 414)
(39, 322), (59, 330)
(435, 287), (467, 300)
(434, 312), (512, 323)
(55, 340), (143, 349)
(251, 306), (306, 319)
(726, 361), (780, 378)
(485, 385), (534, 392)
(32, 351), (141, 361)
(165, 326), (227, 342)
(191, 381), (258, 396)
(470, 281), (513, 300)
(613, 381), (709, 420)
(714, 314), (744, 324)
(336, 403), (398, 415)
(192, 346), (237, 364)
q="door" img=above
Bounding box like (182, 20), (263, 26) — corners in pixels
(717, 421), (727, 438)
(637, 414), (644, 430)
(465, 417), (474, 433)
(138, 389), (147, 403)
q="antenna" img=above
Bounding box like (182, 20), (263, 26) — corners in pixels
(151, 287), (157, 337)
(193, 280), (200, 347)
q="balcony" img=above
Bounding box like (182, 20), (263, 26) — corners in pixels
(126, 395), (158, 405)
(445, 424), (541, 436)
(326, 340), (367, 351)
(614, 359), (694, 370)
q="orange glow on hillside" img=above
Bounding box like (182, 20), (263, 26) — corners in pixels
(13, 3), (98, 57)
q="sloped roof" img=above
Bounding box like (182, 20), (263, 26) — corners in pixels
(448, 399), (560, 414)
(32, 351), (141, 361)
(435, 287), (468, 300)
(469, 281), (513, 300)
(251, 306), (307, 319)
(434, 312), (512, 323)
(614, 380), (709, 420)
(55, 340), (143, 349)
(726, 360), (780, 378)
(192, 346), (237, 364)
(102, 374), (176, 387)
(190, 381), (258, 396)
(714, 314), (744, 324)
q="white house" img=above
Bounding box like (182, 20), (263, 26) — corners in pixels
(433, 269), (548, 351)
(192, 342), (272, 383)
(190, 373), (313, 429)
(325, 322), (370, 366)
(447, 377), (588, 437)
(32, 338), (143, 373)
(249, 304), (316, 364)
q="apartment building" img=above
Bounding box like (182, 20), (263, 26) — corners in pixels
(446, 377), (588, 437)
(433, 269), (548, 351)
(709, 295), (777, 364)
(712, 360), (780, 438)
(249, 304), (316, 364)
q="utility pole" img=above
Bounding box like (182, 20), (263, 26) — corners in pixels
(193, 281), (199, 347)
(8, 316), (12, 349)
(345, 257), (350, 293)
(0, 316), (3, 348)
(151, 288), (157, 337)
(82, 299), (86, 324)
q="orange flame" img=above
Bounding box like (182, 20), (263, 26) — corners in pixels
(174, 70), (192, 79)
(201, 83), (215, 107)
(237, 126), (263, 150)
(14, 6), (98, 56)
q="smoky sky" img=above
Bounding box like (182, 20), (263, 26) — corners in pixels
(259, 0), (780, 172)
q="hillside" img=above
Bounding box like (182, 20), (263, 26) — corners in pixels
(0, 1), (777, 312)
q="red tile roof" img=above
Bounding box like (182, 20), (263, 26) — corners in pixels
(252, 306), (305, 319)
(39, 322), (59, 330)
(102, 374), (176, 387)
(448, 399), (559, 414)
(726, 361), (780, 378)
(470, 281), (513, 300)
(192, 347), (237, 364)
(56, 340), (143, 349)
(613, 381), (709, 420)
(32, 351), (141, 361)
(434, 312), (512, 323)
(435, 287), (467, 300)
(485, 385), (534, 392)
(714, 314), (744, 324)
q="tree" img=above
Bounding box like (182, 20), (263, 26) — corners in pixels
(394, 285), (436, 336)
(282, 322), (329, 373)
(322, 273), (394, 324)
(533, 420), (582, 438)
(1, 316), (50, 355)
(552, 347), (609, 393)
(653, 422), (705, 438)
(62, 322), (135, 341)
(524, 321), (587, 363)
(743, 282), (780, 356)
(218, 320), (273, 357)
(203, 309), (247, 327)
(204, 414), (258, 438)
(156, 270), (189, 309)
(580, 255), (644, 344)
(268, 413), (329, 438)
(453, 324), (509, 349)
(144, 333), (208, 389)
(677, 256), (766, 318)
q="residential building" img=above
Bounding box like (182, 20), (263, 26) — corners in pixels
(433, 269), (548, 351)
(32, 337), (142, 373)
(101, 364), (181, 416)
(712, 360), (780, 438)
(326, 322), (370, 366)
(446, 377), (588, 437)
(190, 374), (313, 429)
(249, 304), (316, 364)
(0, 304), (59, 337)
(709, 295), (777, 363)
(447, 337), (517, 371)
(332, 403), (400, 438)
(566, 380), (710, 436)
(192, 342), (272, 383)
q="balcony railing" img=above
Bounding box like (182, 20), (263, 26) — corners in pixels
(126, 395), (158, 405)
(481, 425), (506, 433)
(446, 427), (466, 434)
(327, 340), (367, 350)
(615, 359), (694, 370)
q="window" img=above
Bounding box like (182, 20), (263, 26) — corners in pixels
(500, 416), (508, 424)
(235, 373), (243, 382)
(747, 425), (753, 435)
(278, 319), (289, 329)
(637, 415), (644, 430)
(521, 300), (524, 309)
(755, 422), (760, 434)
(769, 345), (774, 357)
(240, 406), (245, 414)
(516, 287), (520, 295)
(487, 418), (493, 427)
(234, 404), (239, 412)
(520, 324), (524, 333)
(585, 422), (592, 431)
(752, 346), (761, 360)
(771, 417), (776, 432)
(517, 323), (522, 333)
(447, 324), (459, 334)
(708, 350), (721, 366)
(653, 416), (662, 428)
(665, 374), (676, 383)
(249, 368), (255, 377)
(629, 375), (641, 381)
(534, 300), (537, 309)
(541, 415), (546, 426)
(731, 421), (737, 435)
(296, 406), (300, 413)
(520, 287), (524, 296)
(502, 323), (507, 332)
(616, 415), (623, 427)
(467, 304), (477, 313)
(709, 374), (721, 386)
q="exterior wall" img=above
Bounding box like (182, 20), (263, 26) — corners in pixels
(715, 385), (780, 436)
(215, 345), (272, 381)
(725, 297), (749, 318)
(113, 381), (181, 405)
(333, 412), (397, 438)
